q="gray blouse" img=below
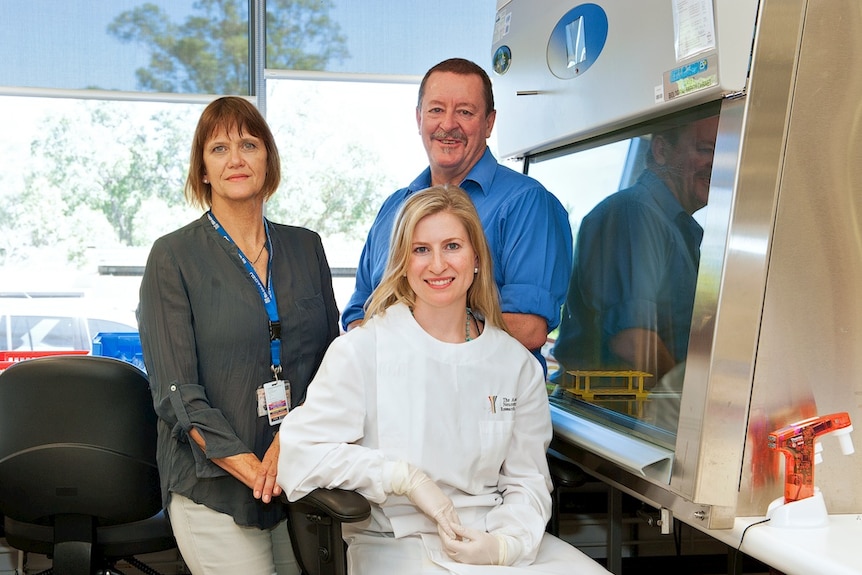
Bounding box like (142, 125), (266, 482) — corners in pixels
(138, 214), (339, 528)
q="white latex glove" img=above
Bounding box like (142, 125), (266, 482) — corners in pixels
(440, 523), (512, 565)
(388, 461), (460, 538)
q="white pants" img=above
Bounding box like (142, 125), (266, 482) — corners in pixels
(168, 492), (300, 575)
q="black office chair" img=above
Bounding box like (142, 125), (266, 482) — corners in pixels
(546, 447), (587, 537)
(285, 488), (371, 575)
(0, 355), (176, 575)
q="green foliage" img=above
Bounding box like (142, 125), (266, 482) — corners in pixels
(265, 0), (349, 72)
(267, 141), (389, 239)
(8, 1), (390, 267)
(18, 101), (196, 259)
(108, 0), (348, 94)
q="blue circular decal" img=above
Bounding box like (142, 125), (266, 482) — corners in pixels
(493, 45), (512, 75)
(546, 3), (608, 80)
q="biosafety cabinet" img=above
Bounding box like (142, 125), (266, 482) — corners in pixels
(491, 0), (862, 529)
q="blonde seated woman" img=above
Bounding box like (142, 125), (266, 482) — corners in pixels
(277, 185), (610, 574)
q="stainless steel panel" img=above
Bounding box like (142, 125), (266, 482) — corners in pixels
(737, 0), (862, 516)
(674, 0), (808, 509)
(503, 0), (862, 528)
(492, 0), (758, 157)
(672, 97), (754, 508)
(549, 422), (737, 529)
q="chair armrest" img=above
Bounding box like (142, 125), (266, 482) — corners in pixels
(547, 448), (586, 488)
(286, 488), (371, 524)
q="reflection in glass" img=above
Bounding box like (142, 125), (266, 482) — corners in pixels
(565, 16), (587, 68)
(530, 112), (719, 444)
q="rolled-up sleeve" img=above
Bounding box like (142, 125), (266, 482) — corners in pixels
(494, 184), (573, 332)
(138, 237), (249, 478)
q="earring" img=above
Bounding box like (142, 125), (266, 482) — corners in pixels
(474, 267), (479, 274)
(203, 176), (209, 184)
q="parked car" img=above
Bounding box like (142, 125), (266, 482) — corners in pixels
(0, 291), (137, 352)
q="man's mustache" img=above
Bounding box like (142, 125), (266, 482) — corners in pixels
(431, 129), (467, 143)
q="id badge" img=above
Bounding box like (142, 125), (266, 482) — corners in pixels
(256, 380), (291, 426)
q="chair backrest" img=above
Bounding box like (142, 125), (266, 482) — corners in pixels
(0, 355), (161, 526)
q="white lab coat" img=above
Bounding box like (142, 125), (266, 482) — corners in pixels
(278, 303), (610, 574)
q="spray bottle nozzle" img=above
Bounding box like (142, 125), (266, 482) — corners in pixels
(832, 426), (855, 456)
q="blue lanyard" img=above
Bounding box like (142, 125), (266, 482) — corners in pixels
(206, 210), (282, 378)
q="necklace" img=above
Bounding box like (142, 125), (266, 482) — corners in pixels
(249, 241), (266, 265)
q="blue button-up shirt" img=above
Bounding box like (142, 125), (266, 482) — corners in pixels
(343, 148), (573, 367)
(551, 169), (702, 381)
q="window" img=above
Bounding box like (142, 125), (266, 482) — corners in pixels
(529, 105), (721, 447)
(2, 1), (495, 91)
(2, 1), (498, 336)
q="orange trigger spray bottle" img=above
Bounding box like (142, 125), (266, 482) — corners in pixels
(767, 412), (853, 503)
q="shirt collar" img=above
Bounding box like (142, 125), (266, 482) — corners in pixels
(639, 169), (689, 221)
(407, 147), (495, 197)
(639, 169), (704, 240)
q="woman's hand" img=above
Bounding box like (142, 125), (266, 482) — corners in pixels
(388, 461), (461, 538)
(190, 426), (281, 502)
(254, 436), (282, 503)
(440, 524), (505, 565)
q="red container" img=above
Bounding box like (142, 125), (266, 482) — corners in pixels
(0, 350), (90, 373)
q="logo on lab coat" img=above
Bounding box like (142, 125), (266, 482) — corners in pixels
(488, 395), (517, 414)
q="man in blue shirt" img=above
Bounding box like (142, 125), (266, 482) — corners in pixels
(342, 58), (573, 371)
(550, 115), (719, 387)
